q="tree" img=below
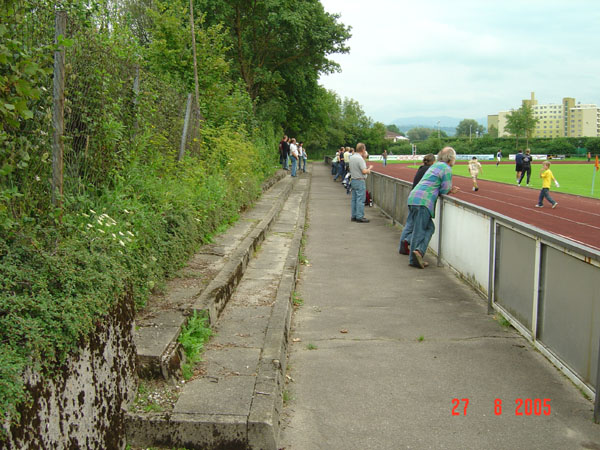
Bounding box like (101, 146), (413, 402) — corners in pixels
(520, 103), (538, 148)
(488, 124), (498, 138)
(505, 104), (538, 149)
(456, 119), (484, 138)
(196, 0), (351, 131)
(407, 127), (434, 141)
(386, 124), (400, 134)
(505, 109), (524, 149)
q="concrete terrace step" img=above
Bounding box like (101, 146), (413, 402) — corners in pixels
(126, 169), (311, 449)
(133, 170), (291, 381)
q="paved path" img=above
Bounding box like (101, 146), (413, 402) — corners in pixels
(280, 163), (600, 449)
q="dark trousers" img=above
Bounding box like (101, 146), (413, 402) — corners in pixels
(519, 167), (531, 185)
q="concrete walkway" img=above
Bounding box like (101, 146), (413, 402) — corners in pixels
(280, 163), (600, 449)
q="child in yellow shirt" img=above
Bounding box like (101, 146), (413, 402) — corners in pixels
(535, 160), (559, 208)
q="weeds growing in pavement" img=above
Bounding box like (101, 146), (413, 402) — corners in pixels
(179, 312), (213, 380)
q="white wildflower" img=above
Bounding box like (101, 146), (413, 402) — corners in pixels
(119, 240), (125, 247)
(112, 233), (117, 238)
(89, 209), (96, 214)
(86, 223), (93, 228)
(119, 231), (125, 236)
(123, 209), (130, 214)
(82, 213), (90, 218)
(126, 231), (134, 237)
(98, 229), (105, 234)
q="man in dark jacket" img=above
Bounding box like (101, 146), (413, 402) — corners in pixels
(518, 148), (533, 186)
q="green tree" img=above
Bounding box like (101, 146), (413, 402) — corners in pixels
(488, 124), (498, 138)
(456, 119), (484, 138)
(407, 127), (434, 141)
(386, 124), (401, 134)
(520, 103), (538, 148)
(505, 104), (538, 149)
(505, 108), (524, 149)
(196, 0), (351, 131)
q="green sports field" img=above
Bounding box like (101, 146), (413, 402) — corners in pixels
(450, 162), (600, 198)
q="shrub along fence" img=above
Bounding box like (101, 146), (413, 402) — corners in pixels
(1, 3), (277, 444)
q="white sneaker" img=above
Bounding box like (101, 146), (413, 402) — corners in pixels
(535, 204), (543, 208)
(552, 202), (558, 209)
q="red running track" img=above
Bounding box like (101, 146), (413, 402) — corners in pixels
(373, 163), (600, 251)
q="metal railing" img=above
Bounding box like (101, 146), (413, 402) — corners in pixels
(365, 171), (600, 421)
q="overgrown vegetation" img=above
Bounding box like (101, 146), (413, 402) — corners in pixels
(179, 311), (213, 380)
(0, 0), (352, 427)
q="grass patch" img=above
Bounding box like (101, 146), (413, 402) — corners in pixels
(418, 335), (425, 342)
(283, 390), (292, 405)
(494, 313), (512, 328)
(292, 291), (304, 307)
(452, 162), (600, 198)
(178, 312), (213, 380)
(307, 343), (317, 350)
(134, 382), (163, 413)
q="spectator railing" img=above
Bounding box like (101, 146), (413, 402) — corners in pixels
(366, 171), (600, 419)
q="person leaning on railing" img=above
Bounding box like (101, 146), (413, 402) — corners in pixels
(399, 146), (460, 269)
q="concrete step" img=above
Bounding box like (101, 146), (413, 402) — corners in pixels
(126, 171), (311, 449)
(133, 171), (291, 382)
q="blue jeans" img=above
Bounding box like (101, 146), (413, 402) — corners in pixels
(283, 154), (289, 170)
(405, 205), (435, 266)
(538, 188), (555, 206)
(351, 179), (366, 219)
(332, 161), (338, 175)
(291, 157), (298, 176)
(334, 161), (344, 180)
(301, 157), (306, 172)
(383, 158), (387, 167)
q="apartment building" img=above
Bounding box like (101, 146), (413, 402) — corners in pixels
(488, 92), (600, 138)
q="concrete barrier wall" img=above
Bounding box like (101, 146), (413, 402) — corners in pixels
(367, 171), (600, 402)
(3, 295), (137, 449)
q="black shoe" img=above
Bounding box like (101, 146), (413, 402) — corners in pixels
(355, 217), (370, 223)
(351, 217), (357, 222)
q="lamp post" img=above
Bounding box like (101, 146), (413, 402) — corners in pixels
(437, 120), (440, 139)
(469, 124), (472, 142)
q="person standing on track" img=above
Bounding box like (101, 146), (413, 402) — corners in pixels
(400, 147), (460, 268)
(518, 148), (533, 186)
(496, 150), (502, 166)
(382, 149), (388, 167)
(468, 156), (482, 191)
(515, 149), (523, 183)
(535, 160), (559, 208)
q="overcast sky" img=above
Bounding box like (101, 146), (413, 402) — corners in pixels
(318, 0), (600, 125)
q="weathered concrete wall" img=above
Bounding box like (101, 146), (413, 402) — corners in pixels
(2, 293), (137, 449)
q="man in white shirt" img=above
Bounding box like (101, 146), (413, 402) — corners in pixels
(348, 143), (373, 223)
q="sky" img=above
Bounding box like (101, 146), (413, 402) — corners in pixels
(318, 0), (600, 125)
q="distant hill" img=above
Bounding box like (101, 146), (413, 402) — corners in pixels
(390, 116), (487, 137)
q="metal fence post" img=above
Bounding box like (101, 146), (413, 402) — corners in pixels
(595, 335), (600, 423)
(393, 182), (397, 225)
(177, 93), (193, 161)
(52, 9), (67, 209)
(487, 217), (495, 314)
